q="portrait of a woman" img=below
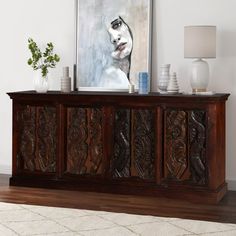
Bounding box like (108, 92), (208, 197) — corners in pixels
(76, 0), (151, 90)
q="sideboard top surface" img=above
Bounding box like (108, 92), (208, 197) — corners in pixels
(7, 90), (230, 103)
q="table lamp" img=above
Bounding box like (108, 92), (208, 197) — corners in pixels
(184, 26), (216, 93)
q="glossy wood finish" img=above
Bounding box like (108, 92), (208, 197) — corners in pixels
(66, 107), (104, 175)
(0, 174), (236, 224)
(164, 109), (207, 185)
(8, 91), (230, 204)
(16, 105), (57, 173)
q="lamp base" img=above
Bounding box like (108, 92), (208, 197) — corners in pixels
(191, 58), (209, 92)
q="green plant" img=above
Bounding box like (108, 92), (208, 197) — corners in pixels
(27, 38), (60, 77)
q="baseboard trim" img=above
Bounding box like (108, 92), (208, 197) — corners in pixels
(1, 164), (236, 191)
(0, 165), (11, 175)
(227, 180), (236, 191)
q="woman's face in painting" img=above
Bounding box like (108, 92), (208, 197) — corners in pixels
(108, 17), (133, 60)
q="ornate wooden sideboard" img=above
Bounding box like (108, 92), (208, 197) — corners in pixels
(8, 91), (230, 203)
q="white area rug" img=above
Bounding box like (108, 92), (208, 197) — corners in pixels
(0, 202), (235, 236)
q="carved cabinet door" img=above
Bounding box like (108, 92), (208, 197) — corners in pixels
(110, 107), (156, 180)
(16, 104), (57, 174)
(163, 108), (208, 185)
(65, 107), (105, 176)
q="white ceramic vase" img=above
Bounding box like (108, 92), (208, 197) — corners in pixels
(61, 67), (71, 93)
(167, 72), (179, 94)
(158, 64), (170, 92)
(34, 70), (49, 93)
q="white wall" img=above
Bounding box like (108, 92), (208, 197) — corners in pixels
(1, 0), (236, 188)
(0, 0), (74, 173)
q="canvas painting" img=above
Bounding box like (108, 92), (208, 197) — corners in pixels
(75, 0), (152, 91)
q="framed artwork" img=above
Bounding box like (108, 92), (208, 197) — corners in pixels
(74, 0), (152, 91)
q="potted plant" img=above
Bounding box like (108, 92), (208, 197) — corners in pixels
(27, 38), (60, 93)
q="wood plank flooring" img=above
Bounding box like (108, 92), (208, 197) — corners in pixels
(1, 174), (236, 224)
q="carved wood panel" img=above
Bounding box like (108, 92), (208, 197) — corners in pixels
(164, 109), (207, 185)
(111, 109), (131, 178)
(66, 107), (104, 175)
(111, 108), (155, 180)
(189, 111), (207, 185)
(17, 105), (56, 173)
(164, 110), (188, 180)
(133, 109), (155, 179)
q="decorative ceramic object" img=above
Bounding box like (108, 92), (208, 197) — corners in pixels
(34, 70), (49, 93)
(61, 67), (71, 93)
(158, 64), (170, 92)
(167, 72), (179, 94)
(138, 72), (149, 94)
(128, 83), (135, 93)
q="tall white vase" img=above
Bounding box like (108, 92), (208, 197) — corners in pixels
(34, 70), (49, 93)
(158, 64), (170, 92)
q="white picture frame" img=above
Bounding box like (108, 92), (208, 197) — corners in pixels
(74, 0), (152, 91)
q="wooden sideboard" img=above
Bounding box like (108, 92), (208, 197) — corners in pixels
(8, 91), (230, 203)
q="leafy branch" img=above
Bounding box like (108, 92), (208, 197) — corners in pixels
(27, 38), (60, 77)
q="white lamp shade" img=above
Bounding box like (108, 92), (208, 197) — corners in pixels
(184, 26), (216, 58)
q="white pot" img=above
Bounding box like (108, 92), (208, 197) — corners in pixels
(34, 70), (49, 93)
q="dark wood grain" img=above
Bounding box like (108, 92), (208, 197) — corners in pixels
(111, 109), (131, 178)
(8, 91), (230, 204)
(133, 109), (155, 180)
(66, 107), (104, 175)
(189, 110), (207, 185)
(164, 109), (207, 185)
(16, 105), (56, 173)
(164, 110), (188, 181)
(1, 174), (236, 224)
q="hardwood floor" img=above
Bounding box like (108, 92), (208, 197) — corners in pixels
(1, 174), (236, 224)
